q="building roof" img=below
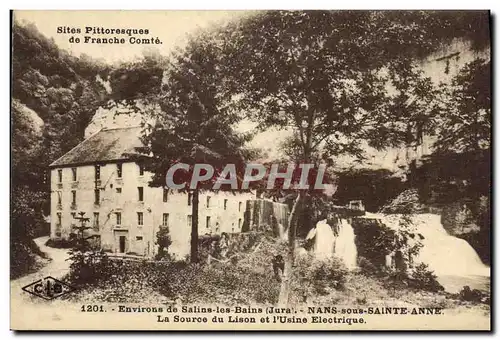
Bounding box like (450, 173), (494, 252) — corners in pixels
(49, 126), (144, 168)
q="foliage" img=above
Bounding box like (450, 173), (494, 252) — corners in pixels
(10, 185), (48, 278)
(11, 239), (47, 279)
(292, 254), (348, 297)
(11, 21), (109, 277)
(67, 212), (109, 284)
(114, 38), (257, 264)
(206, 11), (489, 304)
(357, 256), (381, 276)
(12, 22), (109, 164)
(66, 234), (282, 305)
(351, 218), (395, 268)
(412, 151), (490, 205)
(457, 285), (486, 303)
(408, 263), (444, 292)
(407, 58), (491, 218)
(435, 59), (490, 154)
(45, 238), (74, 249)
(352, 214), (423, 273)
(155, 226), (172, 260)
(68, 248), (110, 285)
(380, 188), (427, 214)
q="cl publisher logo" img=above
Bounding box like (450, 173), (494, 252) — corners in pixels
(22, 276), (74, 300)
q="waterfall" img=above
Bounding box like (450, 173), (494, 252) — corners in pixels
(366, 213), (490, 277)
(247, 199), (290, 237)
(312, 219), (335, 260)
(412, 214), (489, 277)
(272, 202), (289, 240)
(334, 219), (358, 270)
(310, 218), (358, 270)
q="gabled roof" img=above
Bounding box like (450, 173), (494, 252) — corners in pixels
(49, 126), (144, 168)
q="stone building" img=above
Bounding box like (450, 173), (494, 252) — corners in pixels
(49, 126), (255, 259)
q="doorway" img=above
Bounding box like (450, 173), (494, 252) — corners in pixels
(119, 236), (126, 253)
(114, 230), (128, 254)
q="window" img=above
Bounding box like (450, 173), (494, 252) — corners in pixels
(56, 213), (62, 236)
(117, 163), (123, 178)
(162, 213), (169, 227)
(94, 189), (100, 205)
(116, 188), (122, 194)
(138, 163), (145, 176)
(93, 212), (99, 229)
(163, 188), (169, 202)
(224, 199), (228, 210)
(206, 196), (211, 208)
(71, 190), (76, 205)
(239, 202), (242, 212)
(206, 216), (211, 229)
(115, 212), (122, 226)
(57, 169), (63, 183)
(136, 236), (143, 241)
(137, 212), (144, 226)
(138, 187), (144, 202)
(238, 218), (242, 229)
(71, 168), (77, 181)
(95, 165), (101, 180)
(57, 192), (62, 205)
(188, 192), (192, 206)
(187, 215), (192, 228)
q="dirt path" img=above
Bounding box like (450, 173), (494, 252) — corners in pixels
(11, 236), (71, 292)
(10, 236), (76, 330)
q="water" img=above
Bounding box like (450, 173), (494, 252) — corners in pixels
(334, 219), (358, 270)
(272, 202), (289, 241)
(312, 219), (335, 260)
(437, 274), (490, 294)
(310, 218), (358, 270)
(248, 199), (289, 238)
(364, 212), (490, 291)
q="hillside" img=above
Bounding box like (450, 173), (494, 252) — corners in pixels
(11, 21), (110, 278)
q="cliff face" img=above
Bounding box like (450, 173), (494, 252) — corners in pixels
(380, 189), (427, 214)
(440, 202), (481, 235)
(380, 188), (484, 235)
(84, 104), (144, 138)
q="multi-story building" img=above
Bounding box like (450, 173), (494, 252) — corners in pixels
(49, 126), (255, 259)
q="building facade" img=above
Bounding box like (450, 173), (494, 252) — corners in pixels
(49, 126), (255, 259)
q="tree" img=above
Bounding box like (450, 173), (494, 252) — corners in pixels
(11, 21), (110, 277)
(206, 10), (490, 305)
(414, 58), (491, 217)
(436, 58), (490, 153)
(137, 38), (255, 263)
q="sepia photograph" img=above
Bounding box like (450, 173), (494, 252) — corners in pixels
(10, 10), (491, 331)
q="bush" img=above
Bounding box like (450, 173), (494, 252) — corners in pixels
(408, 263), (444, 292)
(293, 254), (348, 296)
(458, 285), (485, 303)
(156, 226), (172, 260)
(11, 239), (46, 279)
(156, 262), (279, 305)
(358, 256), (380, 276)
(67, 249), (112, 285)
(66, 233), (282, 305)
(351, 218), (394, 269)
(45, 238), (74, 249)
